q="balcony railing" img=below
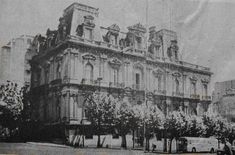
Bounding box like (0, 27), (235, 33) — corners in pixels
(172, 91), (184, 97)
(201, 95), (211, 101)
(154, 89), (166, 95)
(190, 94), (200, 100)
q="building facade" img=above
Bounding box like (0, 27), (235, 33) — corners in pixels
(213, 80), (235, 122)
(0, 35), (35, 87)
(30, 3), (212, 145)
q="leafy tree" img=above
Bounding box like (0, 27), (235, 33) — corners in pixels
(135, 103), (164, 151)
(84, 92), (116, 148)
(0, 81), (23, 138)
(163, 111), (188, 153)
(185, 115), (206, 137)
(114, 99), (141, 148)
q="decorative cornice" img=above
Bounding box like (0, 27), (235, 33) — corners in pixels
(128, 23), (147, 33)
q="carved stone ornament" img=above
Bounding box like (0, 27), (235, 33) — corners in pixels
(201, 78), (210, 84)
(108, 58), (122, 66)
(108, 24), (120, 34)
(190, 75), (198, 82)
(82, 53), (96, 61)
(172, 72), (181, 77)
(128, 23), (147, 33)
(153, 69), (163, 77)
(133, 63), (144, 70)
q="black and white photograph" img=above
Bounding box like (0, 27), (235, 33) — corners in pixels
(0, 0), (235, 154)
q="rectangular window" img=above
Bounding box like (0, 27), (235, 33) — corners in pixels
(136, 73), (140, 89)
(136, 37), (142, 49)
(136, 73), (140, 85)
(113, 69), (119, 85)
(85, 28), (92, 40)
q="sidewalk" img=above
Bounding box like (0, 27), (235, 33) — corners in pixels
(27, 142), (69, 148)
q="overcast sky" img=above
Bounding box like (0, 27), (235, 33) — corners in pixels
(1, 0), (235, 87)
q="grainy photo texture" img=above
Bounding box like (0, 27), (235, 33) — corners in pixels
(0, 0), (235, 155)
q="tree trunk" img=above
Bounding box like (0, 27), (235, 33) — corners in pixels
(132, 129), (135, 149)
(97, 134), (101, 148)
(168, 138), (173, 153)
(121, 134), (127, 149)
(146, 137), (150, 152)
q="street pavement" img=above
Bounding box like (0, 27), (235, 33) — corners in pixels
(0, 142), (216, 155)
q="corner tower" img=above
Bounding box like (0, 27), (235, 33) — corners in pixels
(63, 3), (101, 41)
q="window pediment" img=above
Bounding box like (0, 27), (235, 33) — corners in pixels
(82, 53), (96, 61)
(108, 24), (120, 34)
(133, 63), (144, 70)
(109, 58), (122, 67)
(172, 72), (181, 77)
(153, 69), (164, 77)
(84, 15), (95, 28)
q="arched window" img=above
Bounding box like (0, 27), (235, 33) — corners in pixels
(85, 63), (93, 81)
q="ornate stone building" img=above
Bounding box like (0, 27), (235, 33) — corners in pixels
(30, 3), (212, 143)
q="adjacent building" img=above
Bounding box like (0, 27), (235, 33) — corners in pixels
(213, 80), (235, 122)
(0, 35), (35, 87)
(30, 3), (213, 146)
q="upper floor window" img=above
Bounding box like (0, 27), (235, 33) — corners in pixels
(136, 36), (142, 49)
(85, 63), (93, 81)
(84, 28), (93, 40)
(203, 84), (208, 96)
(158, 76), (162, 91)
(175, 79), (179, 93)
(56, 63), (61, 79)
(191, 82), (196, 95)
(113, 68), (119, 84)
(110, 35), (118, 45)
(155, 46), (160, 58)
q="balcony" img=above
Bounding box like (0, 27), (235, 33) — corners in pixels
(190, 94), (200, 100)
(154, 89), (166, 96)
(201, 95), (211, 101)
(172, 91), (184, 97)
